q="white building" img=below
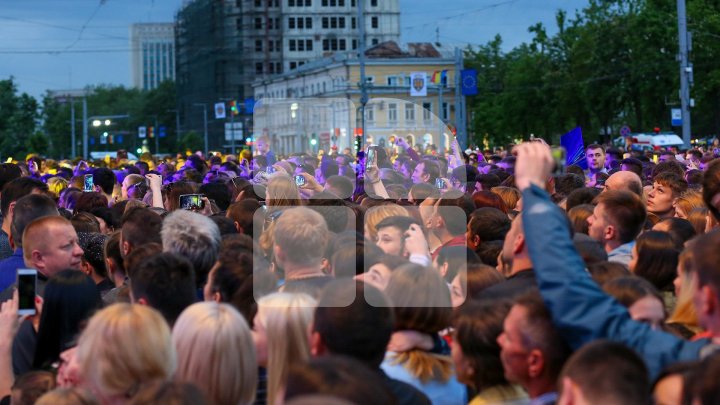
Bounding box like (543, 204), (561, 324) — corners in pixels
(130, 23), (176, 90)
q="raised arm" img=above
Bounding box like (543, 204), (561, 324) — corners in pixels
(514, 142), (705, 379)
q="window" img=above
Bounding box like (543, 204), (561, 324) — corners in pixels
(423, 102), (432, 121)
(306, 39), (313, 51)
(352, 39), (357, 49)
(306, 18), (313, 28)
(255, 40), (263, 52)
(255, 17), (262, 29)
(372, 38), (379, 45)
(442, 102), (449, 120)
(236, 18), (242, 32)
(322, 17), (329, 29)
(371, 16), (378, 28)
(366, 105), (374, 121)
(323, 38), (341, 51)
(388, 103), (398, 122)
(255, 0), (262, 6)
(297, 18), (304, 29)
(387, 76), (399, 86)
(290, 61), (297, 70)
(330, 17), (337, 29)
(288, 0), (295, 6)
(298, 39), (305, 51)
(256, 62), (263, 74)
(276, 62), (282, 73)
(371, 0), (377, 5)
(305, 0), (312, 5)
(351, 0), (356, 6)
(322, 0), (327, 5)
(339, 17), (345, 28)
(351, 17), (356, 29)
(339, 0), (344, 5)
(288, 18), (295, 29)
(405, 103), (415, 121)
(289, 39), (296, 51)
(269, 63), (275, 74)
(339, 39), (346, 50)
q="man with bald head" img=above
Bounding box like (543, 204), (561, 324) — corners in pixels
(0, 216), (84, 300)
(603, 171), (643, 197)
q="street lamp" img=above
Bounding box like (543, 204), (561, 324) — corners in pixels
(83, 114), (129, 159)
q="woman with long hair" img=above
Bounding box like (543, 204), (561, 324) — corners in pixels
(382, 264), (466, 404)
(75, 304), (175, 403)
(173, 302), (257, 405)
(628, 231), (679, 295)
(162, 181), (196, 212)
(253, 292), (316, 405)
(12, 271), (103, 376)
(667, 249), (704, 339)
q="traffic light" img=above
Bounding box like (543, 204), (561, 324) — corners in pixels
(148, 126), (154, 138)
(354, 128), (363, 151)
(229, 100), (239, 116)
(310, 133), (317, 146)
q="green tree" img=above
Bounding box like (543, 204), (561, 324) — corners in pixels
(179, 130), (203, 153)
(0, 78), (40, 159)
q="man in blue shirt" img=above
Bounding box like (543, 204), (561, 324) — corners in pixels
(513, 142), (711, 380)
(0, 194), (59, 291)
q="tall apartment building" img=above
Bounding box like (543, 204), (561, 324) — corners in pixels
(175, 0), (400, 151)
(130, 23), (176, 90)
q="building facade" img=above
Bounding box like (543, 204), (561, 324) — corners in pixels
(130, 23), (176, 90)
(252, 42), (457, 156)
(174, 0), (400, 151)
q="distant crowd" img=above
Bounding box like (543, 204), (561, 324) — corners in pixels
(1, 135), (720, 404)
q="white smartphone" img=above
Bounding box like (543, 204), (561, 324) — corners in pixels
(17, 269), (37, 316)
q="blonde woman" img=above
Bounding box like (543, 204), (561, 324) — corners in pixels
(76, 304), (175, 403)
(253, 292), (316, 405)
(673, 190), (704, 219)
(47, 176), (69, 201)
(173, 302), (257, 405)
(667, 249), (704, 339)
(266, 174), (302, 210)
(381, 264), (466, 405)
(364, 203), (410, 242)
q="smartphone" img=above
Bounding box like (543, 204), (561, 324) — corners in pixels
(551, 147), (567, 176)
(179, 194), (206, 210)
(83, 174), (94, 192)
(295, 175), (306, 187)
(17, 269), (37, 316)
(435, 178), (446, 189)
(366, 145), (377, 170)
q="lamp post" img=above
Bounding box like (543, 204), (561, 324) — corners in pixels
(193, 103), (209, 157)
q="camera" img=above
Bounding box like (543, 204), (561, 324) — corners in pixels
(179, 194), (205, 211)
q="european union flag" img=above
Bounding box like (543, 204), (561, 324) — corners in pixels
(560, 127), (587, 169)
(461, 69), (478, 96)
(245, 98), (256, 114)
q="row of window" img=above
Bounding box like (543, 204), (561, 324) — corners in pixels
(256, 62), (284, 74)
(289, 39), (314, 51)
(288, 0), (378, 7)
(365, 102), (449, 122)
(253, 0), (280, 7)
(254, 17), (281, 29)
(255, 39), (281, 52)
(288, 17), (313, 29)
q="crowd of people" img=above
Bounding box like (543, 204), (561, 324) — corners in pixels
(1, 134), (720, 404)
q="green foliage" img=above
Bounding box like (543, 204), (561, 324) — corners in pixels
(41, 81), (178, 159)
(179, 130), (203, 153)
(0, 78), (40, 159)
(465, 0), (720, 148)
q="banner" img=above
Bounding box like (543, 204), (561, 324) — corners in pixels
(214, 102), (226, 119)
(409, 72), (427, 97)
(138, 126), (146, 139)
(461, 68), (478, 96)
(560, 126), (587, 169)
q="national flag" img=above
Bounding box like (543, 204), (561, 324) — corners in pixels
(560, 127), (587, 169)
(431, 71), (441, 84)
(461, 68), (478, 96)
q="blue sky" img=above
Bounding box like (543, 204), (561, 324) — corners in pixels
(0, 0), (588, 99)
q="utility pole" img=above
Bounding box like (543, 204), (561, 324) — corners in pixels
(193, 104), (209, 157)
(677, 0), (692, 148)
(70, 96), (76, 158)
(357, 0), (368, 152)
(454, 47), (467, 150)
(82, 98), (88, 160)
